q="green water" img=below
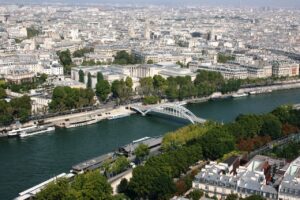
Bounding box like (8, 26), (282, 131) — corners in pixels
(0, 88), (300, 199)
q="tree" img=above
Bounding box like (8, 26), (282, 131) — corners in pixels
(27, 26), (40, 39)
(113, 51), (141, 65)
(79, 69), (85, 83)
(150, 173), (176, 200)
(39, 73), (48, 83)
(117, 178), (129, 194)
(147, 60), (154, 64)
(49, 86), (95, 112)
(134, 144), (149, 163)
(217, 53), (235, 63)
(109, 156), (129, 175)
(125, 77), (133, 90)
(225, 194), (239, 200)
(201, 126), (235, 160)
(188, 189), (204, 200)
(57, 49), (73, 74)
(0, 87), (6, 99)
(73, 48), (94, 58)
(97, 72), (104, 82)
(260, 114), (282, 139)
(96, 80), (111, 102)
(153, 75), (167, 97)
(71, 170), (113, 200)
(111, 80), (132, 103)
(139, 77), (154, 96)
(87, 72), (92, 88)
(35, 178), (69, 200)
(243, 195), (266, 200)
(143, 96), (159, 105)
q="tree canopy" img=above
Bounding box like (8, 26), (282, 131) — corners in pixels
(49, 86), (95, 112)
(36, 170), (113, 200)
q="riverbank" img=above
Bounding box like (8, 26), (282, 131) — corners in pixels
(1, 88), (300, 199)
(1, 79), (300, 138)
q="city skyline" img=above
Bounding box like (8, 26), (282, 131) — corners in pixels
(1, 0), (300, 8)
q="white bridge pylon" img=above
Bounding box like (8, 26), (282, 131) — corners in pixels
(131, 103), (206, 124)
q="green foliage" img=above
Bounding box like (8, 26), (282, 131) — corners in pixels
(96, 80), (111, 102)
(0, 95), (31, 125)
(134, 144), (149, 162)
(221, 79), (241, 93)
(201, 126), (235, 160)
(97, 72), (104, 82)
(117, 178), (128, 194)
(142, 96), (159, 105)
(57, 49), (73, 75)
(188, 189), (204, 200)
(217, 53), (235, 63)
(15, 38), (23, 43)
(126, 143), (203, 199)
(194, 70), (225, 97)
(260, 114), (282, 139)
(49, 86), (95, 112)
(36, 171), (113, 200)
(87, 73), (92, 88)
(109, 156), (129, 175)
(243, 195), (266, 200)
(147, 59), (154, 64)
(73, 48), (94, 58)
(111, 79), (132, 103)
(26, 26), (40, 39)
(266, 142), (300, 161)
(153, 75), (167, 96)
(225, 194), (239, 200)
(113, 51), (141, 65)
(162, 122), (216, 151)
(139, 77), (154, 96)
(35, 178), (70, 200)
(0, 87), (7, 99)
(79, 69), (84, 83)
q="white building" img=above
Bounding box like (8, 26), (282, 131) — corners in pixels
(278, 157), (300, 200)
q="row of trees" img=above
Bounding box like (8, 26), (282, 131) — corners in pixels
(137, 71), (240, 103)
(49, 86), (95, 112)
(36, 170), (126, 200)
(120, 105), (300, 199)
(163, 105), (300, 155)
(0, 95), (31, 125)
(113, 51), (142, 65)
(76, 70), (241, 105)
(35, 106), (296, 199)
(73, 48), (94, 58)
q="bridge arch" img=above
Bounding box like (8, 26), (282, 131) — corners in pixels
(131, 103), (204, 124)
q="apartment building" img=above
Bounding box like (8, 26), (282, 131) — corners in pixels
(193, 155), (289, 200)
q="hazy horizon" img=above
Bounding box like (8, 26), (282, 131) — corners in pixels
(0, 0), (300, 8)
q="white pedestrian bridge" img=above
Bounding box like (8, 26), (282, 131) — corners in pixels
(130, 103), (206, 124)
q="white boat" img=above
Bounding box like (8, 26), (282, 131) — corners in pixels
(107, 113), (130, 120)
(232, 92), (248, 98)
(19, 126), (55, 138)
(65, 118), (97, 128)
(249, 89), (273, 95)
(7, 126), (38, 137)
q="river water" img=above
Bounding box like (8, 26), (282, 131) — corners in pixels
(0, 88), (300, 199)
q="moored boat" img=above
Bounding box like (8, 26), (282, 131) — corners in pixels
(232, 92), (248, 98)
(19, 126), (55, 138)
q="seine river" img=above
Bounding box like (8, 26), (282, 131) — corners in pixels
(1, 88), (300, 199)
